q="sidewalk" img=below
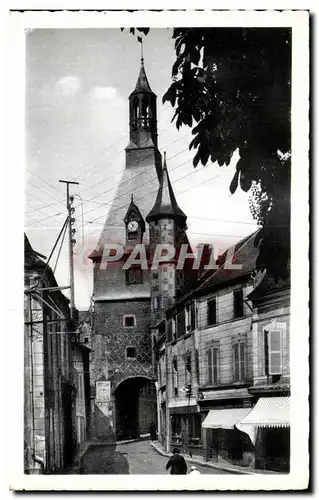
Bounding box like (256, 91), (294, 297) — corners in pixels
(151, 441), (280, 475)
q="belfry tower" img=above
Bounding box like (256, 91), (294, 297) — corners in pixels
(89, 57), (162, 441)
(126, 56), (162, 174)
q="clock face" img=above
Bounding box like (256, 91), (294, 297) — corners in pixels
(128, 220), (139, 232)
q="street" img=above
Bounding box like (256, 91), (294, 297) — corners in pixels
(79, 439), (230, 474)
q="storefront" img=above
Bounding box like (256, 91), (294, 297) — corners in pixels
(236, 396), (290, 472)
(202, 407), (255, 466)
(169, 401), (203, 456)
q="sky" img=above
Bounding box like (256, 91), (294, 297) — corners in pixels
(25, 28), (258, 310)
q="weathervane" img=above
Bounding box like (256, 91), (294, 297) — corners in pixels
(138, 35), (144, 64)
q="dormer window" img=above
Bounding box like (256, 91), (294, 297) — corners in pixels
(124, 196), (145, 244)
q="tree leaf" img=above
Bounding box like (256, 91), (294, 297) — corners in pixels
(229, 171), (239, 194)
(193, 149), (201, 168)
(200, 148), (210, 166)
(240, 171), (252, 192)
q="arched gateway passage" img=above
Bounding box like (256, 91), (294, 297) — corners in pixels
(115, 377), (157, 441)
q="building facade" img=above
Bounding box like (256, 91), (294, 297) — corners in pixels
(155, 232), (291, 472)
(237, 273), (291, 472)
(24, 235), (90, 474)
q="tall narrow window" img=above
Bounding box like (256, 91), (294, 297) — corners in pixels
(267, 329), (283, 375)
(166, 319), (172, 342)
(172, 358), (178, 396)
(195, 349), (200, 385)
(233, 340), (246, 381)
(185, 304), (191, 332)
(152, 296), (160, 311)
(233, 289), (244, 318)
(207, 299), (217, 326)
(172, 315), (177, 340)
(191, 302), (196, 331)
(206, 343), (220, 385)
(185, 352), (192, 386)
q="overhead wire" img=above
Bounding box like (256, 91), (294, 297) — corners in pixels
(53, 218), (68, 274)
(26, 168), (65, 197)
(30, 217), (69, 289)
(25, 199), (65, 216)
(26, 179), (65, 204)
(26, 144), (192, 227)
(77, 146), (192, 222)
(83, 159), (222, 228)
(25, 135), (191, 226)
(77, 135), (190, 199)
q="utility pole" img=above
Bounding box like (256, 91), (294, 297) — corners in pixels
(59, 180), (79, 320)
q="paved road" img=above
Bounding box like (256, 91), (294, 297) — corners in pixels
(80, 439), (230, 474)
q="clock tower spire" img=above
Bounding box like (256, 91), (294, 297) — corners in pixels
(125, 56), (162, 178)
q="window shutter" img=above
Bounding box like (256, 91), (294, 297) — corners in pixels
(207, 348), (212, 385)
(191, 302), (196, 330)
(167, 319), (172, 342)
(233, 343), (239, 381)
(212, 347), (219, 384)
(268, 329), (282, 375)
(239, 341), (245, 381)
(195, 349), (200, 384)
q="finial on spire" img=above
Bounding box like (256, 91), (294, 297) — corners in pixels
(140, 36), (144, 65)
(131, 193), (134, 203)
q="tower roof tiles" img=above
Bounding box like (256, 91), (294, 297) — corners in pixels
(146, 153), (187, 223)
(130, 58), (155, 96)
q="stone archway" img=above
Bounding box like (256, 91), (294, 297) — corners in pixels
(115, 377), (157, 441)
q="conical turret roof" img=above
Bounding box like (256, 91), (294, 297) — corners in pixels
(146, 153), (187, 223)
(130, 58), (155, 96)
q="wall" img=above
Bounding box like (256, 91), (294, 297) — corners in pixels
(251, 287), (290, 388)
(73, 347), (87, 444)
(196, 282), (254, 387)
(24, 268), (76, 474)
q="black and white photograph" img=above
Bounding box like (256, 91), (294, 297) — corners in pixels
(5, 7), (309, 492)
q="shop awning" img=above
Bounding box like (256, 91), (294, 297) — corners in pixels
(236, 397), (290, 429)
(202, 408), (252, 430)
(236, 397), (290, 445)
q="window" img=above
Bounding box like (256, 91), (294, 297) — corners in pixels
(233, 289), (244, 318)
(185, 352), (192, 386)
(152, 296), (160, 311)
(124, 315), (136, 327)
(207, 299), (217, 326)
(126, 346), (136, 359)
(189, 415), (202, 443)
(191, 302), (196, 331)
(233, 340), (246, 381)
(171, 415), (182, 437)
(206, 343), (220, 385)
(185, 304), (191, 332)
(172, 357), (178, 396)
(266, 329), (282, 376)
(195, 349), (200, 385)
(125, 268), (143, 285)
(172, 315), (177, 340)
(128, 231), (138, 240)
(77, 372), (84, 400)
